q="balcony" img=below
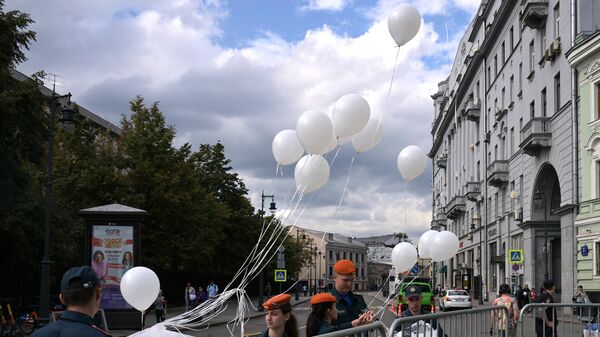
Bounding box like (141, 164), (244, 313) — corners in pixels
(446, 195), (466, 220)
(465, 100), (480, 122)
(436, 207), (447, 222)
(465, 181), (480, 202)
(487, 160), (509, 187)
(521, 0), (548, 30)
(436, 154), (447, 169)
(520, 117), (552, 156)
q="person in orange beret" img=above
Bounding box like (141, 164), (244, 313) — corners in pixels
(306, 293), (372, 337)
(260, 293), (299, 337)
(330, 259), (373, 329)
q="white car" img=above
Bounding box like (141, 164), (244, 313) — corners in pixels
(439, 290), (472, 311)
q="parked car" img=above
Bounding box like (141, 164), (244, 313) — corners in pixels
(439, 289), (472, 311)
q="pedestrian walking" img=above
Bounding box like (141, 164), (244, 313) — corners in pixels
(154, 290), (166, 323)
(490, 284), (518, 337)
(31, 266), (110, 337)
(198, 286), (207, 303)
(259, 293), (299, 337)
(522, 284), (531, 307)
(185, 282), (197, 311)
(530, 288), (538, 303)
(302, 285), (308, 297)
(265, 282), (272, 299)
(207, 280), (219, 300)
(515, 285), (524, 309)
(535, 280), (558, 337)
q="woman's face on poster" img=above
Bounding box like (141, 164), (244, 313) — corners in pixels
(94, 252), (104, 263)
(124, 252), (132, 262)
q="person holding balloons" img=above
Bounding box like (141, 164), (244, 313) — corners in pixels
(306, 293), (372, 337)
(259, 293), (298, 337)
(330, 260), (374, 329)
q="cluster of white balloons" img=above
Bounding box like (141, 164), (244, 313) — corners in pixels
(391, 230), (459, 273)
(272, 93), (383, 194)
(120, 266), (161, 312)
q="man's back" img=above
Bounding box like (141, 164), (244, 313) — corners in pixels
(31, 311), (110, 337)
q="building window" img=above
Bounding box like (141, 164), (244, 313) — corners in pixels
(495, 192), (499, 218)
(487, 66), (492, 87)
(597, 161), (600, 197)
(595, 83), (600, 121)
(555, 72), (561, 111)
(343, 252), (346, 259)
(541, 25), (547, 57)
(510, 127), (515, 155)
(502, 42), (506, 64)
(494, 55), (498, 75)
(510, 75), (514, 103)
(519, 175), (524, 207)
(361, 268), (364, 277)
(530, 100), (535, 119)
(529, 40), (535, 74)
(336, 252), (340, 260)
(501, 87), (506, 108)
(595, 241), (600, 276)
(519, 63), (523, 93)
(329, 250), (333, 260)
(329, 266), (333, 276)
(541, 88), (547, 117)
(519, 118), (523, 142)
(510, 26), (514, 50)
(554, 3), (560, 40)
(361, 254), (364, 263)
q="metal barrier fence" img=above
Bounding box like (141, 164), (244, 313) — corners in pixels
(388, 306), (510, 337)
(317, 321), (387, 337)
(518, 303), (600, 337)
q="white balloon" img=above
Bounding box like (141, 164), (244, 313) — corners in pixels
(429, 231), (460, 262)
(388, 4), (422, 47)
(417, 230), (439, 259)
(321, 133), (352, 154)
(397, 145), (428, 181)
(332, 94), (371, 138)
(120, 267), (160, 311)
(296, 110), (333, 154)
(352, 118), (383, 153)
(391, 242), (418, 273)
(294, 154), (330, 193)
(272, 129), (304, 165)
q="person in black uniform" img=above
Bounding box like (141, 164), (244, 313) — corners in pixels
(330, 259), (374, 329)
(394, 286), (446, 337)
(32, 266), (110, 337)
(535, 280), (558, 337)
(259, 293), (298, 337)
(306, 293), (372, 336)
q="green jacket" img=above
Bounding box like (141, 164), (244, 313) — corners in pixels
(331, 287), (367, 327)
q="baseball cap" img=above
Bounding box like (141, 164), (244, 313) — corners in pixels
(404, 285), (421, 299)
(61, 266), (99, 291)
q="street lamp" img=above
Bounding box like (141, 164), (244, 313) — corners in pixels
(258, 191), (276, 311)
(39, 88), (74, 323)
(317, 251), (322, 293)
(471, 214), (483, 305)
(534, 182), (550, 281)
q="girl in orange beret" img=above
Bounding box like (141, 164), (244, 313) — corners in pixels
(261, 293), (298, 337)
(306, 293), (372, 337)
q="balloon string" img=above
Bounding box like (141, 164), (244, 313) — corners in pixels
(377, 46), (401, 131)
(404, 181), (407, 227)
(335, 154), (356, 214)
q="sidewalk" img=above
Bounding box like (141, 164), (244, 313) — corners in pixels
(111, 295), (311, 337)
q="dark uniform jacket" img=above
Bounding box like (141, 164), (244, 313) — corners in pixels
(331, 287), (367, 329)
(395, 308), (446, 337)
(535, 290), (558, 337)
(259, 329), (290, 337)
(31, 311), (111, 337)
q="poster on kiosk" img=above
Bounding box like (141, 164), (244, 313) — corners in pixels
(91, 225), (135, 309)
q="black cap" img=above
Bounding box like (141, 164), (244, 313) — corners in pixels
(405, 285), (421, 298)
(543, 279), (555, 290)
(61, 266), (99, 291)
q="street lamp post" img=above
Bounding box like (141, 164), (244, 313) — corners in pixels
(258, 191), (276, 311)
(39, 88), (74, 323)
(317, 251), (322, 293)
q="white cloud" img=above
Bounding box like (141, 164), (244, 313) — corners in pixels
(300, 0), (352, 12)
(8, 0), (464, 238)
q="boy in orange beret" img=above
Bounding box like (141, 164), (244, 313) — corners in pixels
(260, 293), (298, 337)
(330, 260), (374, 330)
(306, 293), (372, 337)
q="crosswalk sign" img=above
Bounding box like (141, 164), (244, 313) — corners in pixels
(274, 269), (287, 282)
(509, 249), (523, 264)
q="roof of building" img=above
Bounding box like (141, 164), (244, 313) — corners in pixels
(300, 228), (367, 249)
(79, 203), (148, 215)
(10, 68), (122, 136)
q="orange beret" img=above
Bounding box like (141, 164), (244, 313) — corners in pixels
(310, 293), (337, 305)
(263, 293), (291, 310)
(333, 259), (356, 275)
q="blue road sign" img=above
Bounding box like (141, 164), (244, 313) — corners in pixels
(509, 249), (523, 264)
(274, 269), (287, 282)
(411, 266), (419, 274)
(582, 245), (589, 257)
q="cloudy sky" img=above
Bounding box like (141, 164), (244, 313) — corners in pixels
(8, 0), (479, 239)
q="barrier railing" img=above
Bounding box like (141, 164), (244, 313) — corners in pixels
(317, 321), (387, 337)
(518, 303), (600, 337)
(388, 306), (510, 337)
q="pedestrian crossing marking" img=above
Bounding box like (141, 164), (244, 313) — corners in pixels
(274, 269), (287, 282)
(509, 249), (523, 264)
